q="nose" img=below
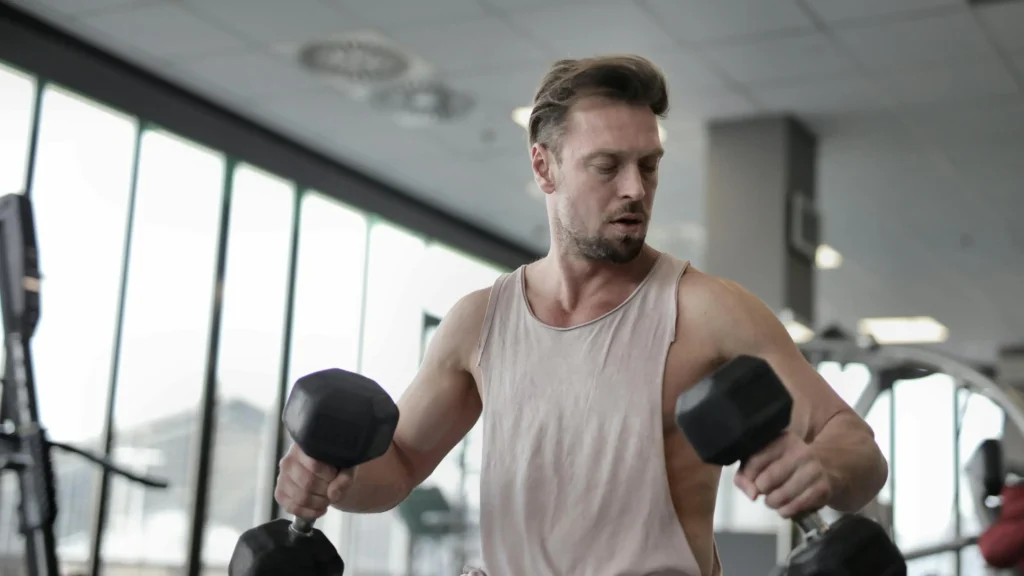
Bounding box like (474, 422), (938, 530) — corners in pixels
(619, 165), (647, 201)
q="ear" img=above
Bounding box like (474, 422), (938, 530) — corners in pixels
(530, 143), (558, 195)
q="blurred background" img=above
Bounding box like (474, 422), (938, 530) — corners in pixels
(0, 0), (1023, 575)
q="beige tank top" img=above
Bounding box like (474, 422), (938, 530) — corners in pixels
(474, 254), (703, 575)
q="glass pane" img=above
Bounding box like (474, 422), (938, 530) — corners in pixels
(960, 544), (991, 576)
(893, 374), (957, 550)
(958, 390), (1005, 535)
(906, 551), (956, 576)
(817, 362), (872, 407)
(0, 85), (137, 573)
(353, 221), (426, 575)
(0, 61), (36, 195)
(100, 128), (225, 570)
(284, 191), (367, 555)
(202, 164), (296, 569)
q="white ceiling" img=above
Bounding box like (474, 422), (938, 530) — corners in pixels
(8, 0), (1024, 364)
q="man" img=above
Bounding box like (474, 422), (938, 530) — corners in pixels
(275, 55), (889, 575)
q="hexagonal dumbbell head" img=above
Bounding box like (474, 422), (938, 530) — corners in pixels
(675, 355), (793, 466)
(284, 368), (400, 470)
(229, 519), (344, 576)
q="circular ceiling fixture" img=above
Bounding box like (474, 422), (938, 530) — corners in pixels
(371, 80), (475, 126)
(298, 39), (410, 83)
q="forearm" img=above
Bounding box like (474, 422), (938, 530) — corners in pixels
(332, 443), (415, 513)
(809, 412), (889, 513)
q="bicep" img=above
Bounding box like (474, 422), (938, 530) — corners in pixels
(710, 279), (852, 442)
(391, 291), (486, 486)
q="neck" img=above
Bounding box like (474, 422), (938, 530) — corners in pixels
(533, 243), (660, 310)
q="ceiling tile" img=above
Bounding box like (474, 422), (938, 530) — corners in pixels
(752, 74), (888, 115)
(448, 60), (553, 110)
(803, 0), (961, 24)
(332, 0), (489, 29)
(80, 3), (244, 59)
(503, 3), (679, 58)
(174, 50), (324, 101)
(705, 32), (854, 83)
(671, 84), (759, 120)
(427, 100), (531, 160)
(385, 17), (546, 75)
(640, 0), (815, 44)
(834, 11), (993, 71)
(874, 57), (1018, 105)
(647, 49), (731, 89)
(899, 95), (1024, 142)
(976, 1), (1024, 52)
(17, 0), (156, 17)
(183, 0), (364, 46)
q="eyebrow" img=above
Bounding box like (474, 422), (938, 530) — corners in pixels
(582, 148), (665, 162)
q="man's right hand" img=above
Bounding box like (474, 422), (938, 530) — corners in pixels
(274, 443), (355, 519)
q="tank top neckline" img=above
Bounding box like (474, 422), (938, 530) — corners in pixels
(517, 253), (666, 333)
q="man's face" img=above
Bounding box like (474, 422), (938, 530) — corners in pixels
(533, 97), (663, 264)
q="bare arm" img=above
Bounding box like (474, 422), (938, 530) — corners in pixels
(333, 289), (487, 513)
(686, 270), (888, 513)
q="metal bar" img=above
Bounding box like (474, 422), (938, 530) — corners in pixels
(86, 121), (144, 576)
(952, 384), (963, 576)
(902, 535), (980, 561)
(21, 77), (44, 198)
(184, 158), (235, 576)
(268, 187), (303, 524)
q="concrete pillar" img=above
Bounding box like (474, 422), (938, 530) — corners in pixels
(703, 116), (820, 340)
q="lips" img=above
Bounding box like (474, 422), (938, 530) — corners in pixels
(611, 215), (645, 225)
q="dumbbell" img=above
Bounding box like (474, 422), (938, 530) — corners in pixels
(229, 368), (400, 576)
(675, 355), (906, 576)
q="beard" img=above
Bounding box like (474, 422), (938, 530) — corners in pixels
(558, 208), (647, 263)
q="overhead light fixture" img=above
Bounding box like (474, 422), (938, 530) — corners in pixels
(510, 105), (668, 142)
(512, 106), (531, 129)
(815, 244), (843, 270)
(857, 316), (949, 345)
(779, 309), (815, 344)
(298, 38), (410, 83)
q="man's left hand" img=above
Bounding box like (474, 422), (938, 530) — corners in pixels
(734, 431), (833, 519)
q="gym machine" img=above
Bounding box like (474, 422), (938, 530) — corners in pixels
(0, 193), (169, 576)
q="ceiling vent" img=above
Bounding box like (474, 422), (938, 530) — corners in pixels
(299, 37), (410, 83)
(370, 80), (476, 126)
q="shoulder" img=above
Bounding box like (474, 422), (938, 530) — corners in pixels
(675, 266), (787, 358)
(429, 286), (494, 369)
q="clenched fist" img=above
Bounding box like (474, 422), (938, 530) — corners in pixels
(274, 443), (355, 519)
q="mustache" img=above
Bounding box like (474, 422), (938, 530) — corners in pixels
(608, 202), (648, 222)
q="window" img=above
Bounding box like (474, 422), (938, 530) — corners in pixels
(957, 390), (1005, 535)
(26, 85), (138, 571)
(865, 390), (893, 507)
(283, 191), (368, 554)
(0, 61), (36, 195)
(892, 373), (957, 570)
(201, 164), (296, 568)
(100, 128), (225, 570)
(818, 361), (872, 407)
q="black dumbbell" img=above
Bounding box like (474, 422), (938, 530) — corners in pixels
(675, 355), (906, 576)
(229, 368), (400, 576)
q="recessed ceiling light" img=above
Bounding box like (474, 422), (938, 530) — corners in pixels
(512, 106), (532, 129)
(815, 244), (843, 270)
(857, 316), (949, 345)
(298, 38), (410, 83)
(510, 105), (667, 142)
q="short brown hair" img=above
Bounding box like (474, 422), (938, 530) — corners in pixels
(528, 55), (669, 157)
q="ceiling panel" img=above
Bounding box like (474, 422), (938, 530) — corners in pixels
(332, 0), (488, 30)
(976, 1), (1024, 52)
(670, 83), (760, 120)
(79, 3), (245, 60)
(639, 0), (814, 44)
(14, 0), (155, 17)
(704, 32), (855, 83)
(503, 3), (678, 58)
(872, 56), (1019, 105)
(447, 60), (553, 110)
(751, 73), (888, 115)
(172, 49), (324, 101)
(802, 0), (961, 24)
(833, 11), (994, 71)
(182, 0), (364, 47)
(384, 17), (546, 75)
